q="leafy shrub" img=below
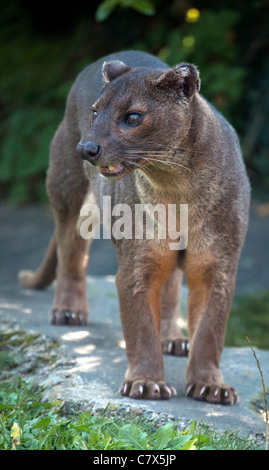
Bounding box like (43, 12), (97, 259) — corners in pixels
(0, 1), (268, 203)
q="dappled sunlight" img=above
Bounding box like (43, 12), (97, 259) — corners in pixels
(118, 339), (126, 349)
(74, 344), (96, 355)
(66, 337), (100, 372)
(61, 330), (91, 341)
(112, 356), (125, 364)
(206, 410), (225, 417)
(74, 355), (101, 372)
(0, 302), (21, 310)
(0, 302), (32, 315)
(22, 307), (32, 314)
(177, 317), (188, 330)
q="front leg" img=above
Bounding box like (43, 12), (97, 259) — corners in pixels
(116, 247), (177, 400)
(184, 251), (239, 405)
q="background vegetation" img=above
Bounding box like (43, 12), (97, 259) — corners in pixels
(0, 0), (268, 204)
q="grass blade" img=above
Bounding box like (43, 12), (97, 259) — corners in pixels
(246, 336), (268, 450)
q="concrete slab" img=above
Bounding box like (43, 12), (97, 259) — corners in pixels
(0, 276), (268, 440)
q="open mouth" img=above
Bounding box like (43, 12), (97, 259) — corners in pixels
(97, 159), (147, 179)
(97, 163), (125, 177)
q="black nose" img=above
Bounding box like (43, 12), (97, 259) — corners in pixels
(76, 141), (102, 164)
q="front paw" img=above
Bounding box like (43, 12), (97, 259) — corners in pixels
(185, 382), (238, 406)
(120, 379), (177, 400)
(50, 309), (87, 325)
(162, 339), (189, 356)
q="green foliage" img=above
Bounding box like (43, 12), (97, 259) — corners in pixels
(0, 378), (200, 450)
(156, 9), (246, 121)
(1, 108), (61, 203)
(226, 290), (269, 349)
(0, 1), (268, 203)
(0, 378), (259, 450)
(0, 7), (88, 203)
(95, 0), (155, 21)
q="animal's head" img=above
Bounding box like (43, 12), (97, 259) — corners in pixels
(76, 60), (200, 180)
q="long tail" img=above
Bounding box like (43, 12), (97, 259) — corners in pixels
(18, 231), (57, 289)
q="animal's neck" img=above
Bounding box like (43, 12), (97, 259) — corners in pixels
(135, 166), (190, 205)
(134, 95), (219, 205)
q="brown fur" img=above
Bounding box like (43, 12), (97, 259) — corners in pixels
(19, 51), (250, 405)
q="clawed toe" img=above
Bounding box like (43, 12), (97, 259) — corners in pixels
(120, 380), (177, 400)
(51, 309), (87, 325)
(162, 339), (189, 357)
(185, 382), (238, 406)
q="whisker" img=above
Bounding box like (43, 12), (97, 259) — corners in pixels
(135, 158), (159, 172)
(126, 155), (169, 171)
(124, 154), (191, 172)
(125, 155), (159, 171)
(126, 160), (154, 174)
(124, 142), (187, 153)
(150, 159), (191, 172)
(125, 150), (168, 154)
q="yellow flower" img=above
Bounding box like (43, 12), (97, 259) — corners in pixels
(186, 8), (200, 23)
(10, 422), (22, 449)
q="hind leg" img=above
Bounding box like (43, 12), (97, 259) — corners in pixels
(160, 268), (189, 356)
(50, 215), (91, 325)
(46, 122), (91, 325)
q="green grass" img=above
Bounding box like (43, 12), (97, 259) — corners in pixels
(226, 290), (269, 349)
(0, 378), (262, 451)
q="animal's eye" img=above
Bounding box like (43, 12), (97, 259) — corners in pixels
(125, 113), (143, 127)
(92, 110), (98, 122)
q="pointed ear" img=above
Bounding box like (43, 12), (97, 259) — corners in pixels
(149, 63), (200, 101)
(102, 60), (131, 85)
